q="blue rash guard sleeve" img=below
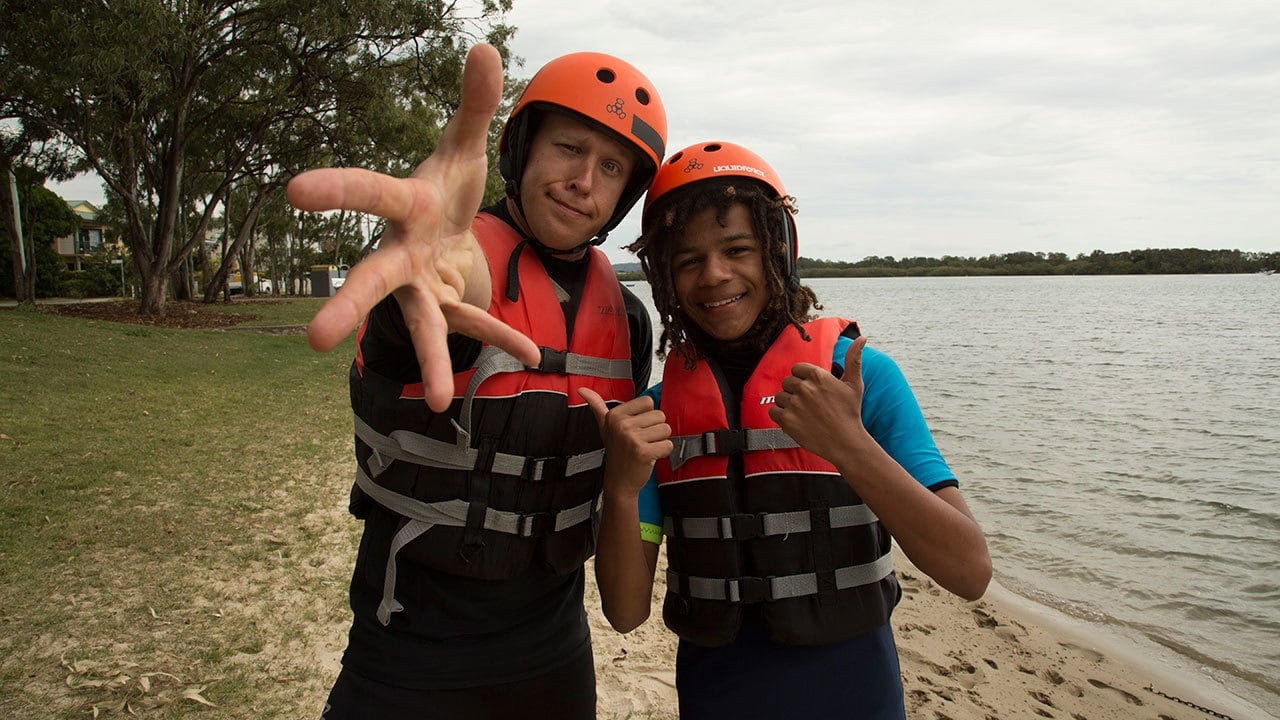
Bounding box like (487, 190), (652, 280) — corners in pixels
(636, 384), (665, 545)
(839, 339), (957, 491)
(636, 338), (956, 545)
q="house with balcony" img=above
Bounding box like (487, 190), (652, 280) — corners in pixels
(55, 200), (119, 270)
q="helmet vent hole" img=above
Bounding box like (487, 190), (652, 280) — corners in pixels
(704, 143), (722, 152)
(667, 151), (684, 165)
(596, 68), (617, 84)
(635, 88), (651, 105)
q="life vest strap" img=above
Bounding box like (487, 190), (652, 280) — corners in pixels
(455, 346), (631, 445)
(667, 552), (894, 604)
(663, 503), (879, 540)
(355, 465), (603, 625)
(355, 414), (606, 482)
(668, 427), (797, 470)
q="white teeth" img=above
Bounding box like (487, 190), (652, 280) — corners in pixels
(704, 294), (743, 308)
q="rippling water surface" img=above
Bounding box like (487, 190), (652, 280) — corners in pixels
(631, 274), (1280, 712)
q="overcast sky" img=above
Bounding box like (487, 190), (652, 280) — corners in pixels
(52, 0), (1279, 263)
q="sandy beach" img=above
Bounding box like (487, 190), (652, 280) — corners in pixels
(588, 548), (1271, 720)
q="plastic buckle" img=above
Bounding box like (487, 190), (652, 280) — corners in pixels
(524, 455), (569, 482)
(535, 347), (568, 375)
(704, 429), (745, 455)
(729, 576), (768, 604)
(518, 512), (554, 537)
(722, 513), (763, 540)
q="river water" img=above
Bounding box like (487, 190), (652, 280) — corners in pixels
(628, 273), (1280, 713)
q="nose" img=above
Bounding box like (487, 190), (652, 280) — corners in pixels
(699, 253), (732, 285)
(566, 157), (595, 195)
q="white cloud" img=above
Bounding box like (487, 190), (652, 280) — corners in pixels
(507, 0), (1280, 262)
(50, 0), (1280, 263)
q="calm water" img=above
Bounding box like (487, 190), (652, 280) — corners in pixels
(629, 274), (1280, 713)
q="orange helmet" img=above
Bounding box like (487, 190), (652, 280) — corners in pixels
(642, 141), (798, 281)
(499, 52), (668, 240)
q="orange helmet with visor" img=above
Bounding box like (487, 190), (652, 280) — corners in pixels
(499, 52), (667, 243)
(642, 141), (799, 284)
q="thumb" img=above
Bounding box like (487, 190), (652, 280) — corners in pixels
(842, 335), (869, 389)
(577, 387), (609, 428)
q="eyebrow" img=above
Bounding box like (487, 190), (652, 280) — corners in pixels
(672, 232), (757, 256)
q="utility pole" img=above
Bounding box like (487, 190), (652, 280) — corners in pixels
(8, 168), (24, 274)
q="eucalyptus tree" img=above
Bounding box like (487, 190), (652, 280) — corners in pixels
(0, 121), (76, 303)
(1, 0), (515, 315)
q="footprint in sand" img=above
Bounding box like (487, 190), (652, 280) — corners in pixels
(1086, 678), (1144, 705)
(972, 608), (999, 628)
(1061, 642), (1104, 663)
(1029, 690), (1056, 708)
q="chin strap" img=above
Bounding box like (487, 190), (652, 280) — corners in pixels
(503, 233), (603, 304)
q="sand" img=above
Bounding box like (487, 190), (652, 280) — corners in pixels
(588, 548), (1273, 720)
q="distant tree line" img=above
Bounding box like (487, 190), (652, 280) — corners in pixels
(795, 248), (1280, 277)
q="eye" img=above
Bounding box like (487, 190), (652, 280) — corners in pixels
(602, 159), (623, 176)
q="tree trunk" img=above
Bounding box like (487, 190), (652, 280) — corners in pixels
(19, 184), (36, 301)
(139, 272), (167, 314)
(241, 215), (257, 298)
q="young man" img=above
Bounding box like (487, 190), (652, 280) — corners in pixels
(580, 141), (991, 719)
(288, 45), (667, 719)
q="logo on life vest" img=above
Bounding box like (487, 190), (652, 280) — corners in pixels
(598, 304), (626, 317)
(759, 395), (776, 405)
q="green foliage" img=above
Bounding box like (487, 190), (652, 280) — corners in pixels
(25, 185), (80, 243)
(796, 248), (1280, 277)
(2, 0), (518, 314)
(0, 185), (78, 298)
(0, 232), (65, 297)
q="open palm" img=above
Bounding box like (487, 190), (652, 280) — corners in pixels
(287, 44), (540, 411)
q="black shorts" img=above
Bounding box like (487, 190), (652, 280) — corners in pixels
(320, 646), (596, 720)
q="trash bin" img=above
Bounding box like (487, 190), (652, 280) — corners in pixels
(310, 265), (338, 297)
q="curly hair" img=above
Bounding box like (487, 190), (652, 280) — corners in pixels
(627, 178), (821, 366)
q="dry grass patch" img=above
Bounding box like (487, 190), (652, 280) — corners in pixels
(0, 304), (358, 719)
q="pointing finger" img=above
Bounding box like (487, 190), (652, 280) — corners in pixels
(287, 168), (419, 222)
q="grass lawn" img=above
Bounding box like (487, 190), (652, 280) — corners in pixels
(0, 300), (359, 718)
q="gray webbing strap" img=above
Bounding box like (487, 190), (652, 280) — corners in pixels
(355, 466), (602, 625)
(354, 414), (605, 481)
(378, 518), (433, 624)
(458, 346), (631, 442)
(669, 428), (798, 470)
(663, 503), (879, 540)
(668, 552), (894, 603)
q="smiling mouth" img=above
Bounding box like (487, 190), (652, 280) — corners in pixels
(550, 195), (589, 218)
(702, 293), (744, 309)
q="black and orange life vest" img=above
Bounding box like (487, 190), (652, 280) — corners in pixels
(657, 318), (899, 647)
(349, 212), (634, 625)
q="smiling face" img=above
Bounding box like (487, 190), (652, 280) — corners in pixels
(671, 203), (771, 345)
(515, 111), (639, 257)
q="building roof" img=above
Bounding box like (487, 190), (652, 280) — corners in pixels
(66, 200), (100, 222)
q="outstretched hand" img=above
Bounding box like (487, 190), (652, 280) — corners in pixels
(769, 335), (870, 460)
(287, 43), (540, 412)
(579, 388), (673, 499)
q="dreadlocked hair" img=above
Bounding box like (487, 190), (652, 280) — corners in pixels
(628, 178), (821, 367)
